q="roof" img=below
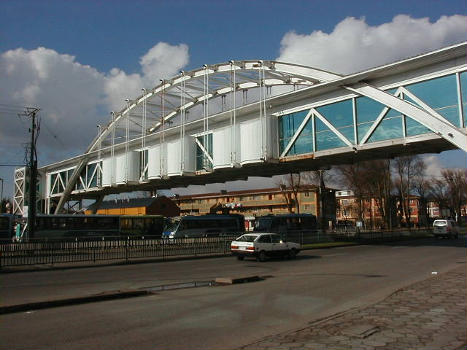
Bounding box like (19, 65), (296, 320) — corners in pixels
(87, 197), (166, 211)
(175, 185), (321, 201)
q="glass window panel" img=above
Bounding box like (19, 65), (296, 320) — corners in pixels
(196, 134), (213, 171)
(316, 100), (354, 144)
(315, 119), (347, 151)
(140, 150), (148, 180)
(368, 112), (403, 143)
(86, 163), (97, 187)
(405, 74), (459, 126)
(50, 173), (57, 194)
(405, 117), (431, 137)
(66, 169), (74, 185)
(278, 110), (310, 154)
(460, 71), (467, 127)
(76, 168), (86, 190)
(356, 96), (387, 143)
(288, 126), (313, 156)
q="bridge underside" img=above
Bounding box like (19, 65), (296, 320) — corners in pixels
(67, 135), (455, 201)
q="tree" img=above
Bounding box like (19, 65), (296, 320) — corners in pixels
(336, 162), (368, 226)
(393, 155), (424, 227)
(276, 170), (332, 216)
(365, 159), (392, 229)
(440, 169), (467, 222)
(411, 160), (430, 227)
(429, 177), (450, 217)
(1, 198), (12, 214)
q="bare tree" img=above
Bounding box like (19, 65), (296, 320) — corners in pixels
(337, 160), (393, 229)
(393, 155), (424, 227)
(441, 169), (467, 222)
(429, 177), (450, 216)
(276, 170), (332, 215)
(365, 159), (392, 229)
(277, 173), (301, 213)
(1, 198), (12, 213)
(336, 163), (367, 225)
(411, 159), (430, 226)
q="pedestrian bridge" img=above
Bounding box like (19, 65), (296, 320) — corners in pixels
(13, 42), (467, 214)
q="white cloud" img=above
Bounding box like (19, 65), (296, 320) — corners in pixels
(104, 42), (189, 111)
(277, 14), (467, 74)
(140, 42), (189, 85)
(0, 43), (190, 164)
(422, 154), (443, 179)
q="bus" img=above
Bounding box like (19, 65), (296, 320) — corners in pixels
(253, 214), (318, 242)
(164, 214), (245, 238)
(0, 214), (15, 241)
(32, 214), (165, 240)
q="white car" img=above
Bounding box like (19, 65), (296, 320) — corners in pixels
(433, 219), (459, 239)
(231, 233), (300, 261)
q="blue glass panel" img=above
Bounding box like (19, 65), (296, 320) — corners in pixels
(405, 117), (431, 136)
(460, 71), (467, 127)
(405, 74), (459, 126)
(368, 111), (403, 142)
(76, 168), (86, 190)
(355, 96), (387, 143)
(87, 163), (97, 187)
(315, 119), (346, 151)
(316, 100), (354, 144)
(66, 169), (74, 185)
(287, 122), (313, 155)
(279, 110), (310, 154)
(196, 134), (213, 170)
(50, 173), (57, 194)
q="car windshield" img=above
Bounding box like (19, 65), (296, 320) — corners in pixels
(236, 235), (257, 242)
(434, 220), (447, 226)
(164, 219), (180, 232)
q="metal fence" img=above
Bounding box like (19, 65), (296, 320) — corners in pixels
(0, 236), (237, 267)
(0, 229), (433, 268)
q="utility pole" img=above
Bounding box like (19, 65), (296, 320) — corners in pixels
(19, 108), (40, 240)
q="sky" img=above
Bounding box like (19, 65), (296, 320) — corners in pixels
(0, 0), (466, 199)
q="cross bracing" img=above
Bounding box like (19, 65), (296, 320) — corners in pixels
(13, 43), (467, 215)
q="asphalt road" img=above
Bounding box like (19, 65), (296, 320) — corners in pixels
(1, 237), (466, 349)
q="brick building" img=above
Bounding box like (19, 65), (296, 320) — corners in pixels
(172, 185), (335, 223)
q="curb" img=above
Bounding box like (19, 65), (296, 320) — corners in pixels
(0, 275), (264, 315)
(0, 289), (151, 315)
(215, 275), (261, 285)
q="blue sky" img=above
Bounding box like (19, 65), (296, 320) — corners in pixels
(2, 0), (467, 73)
(0, 0), (466, 199)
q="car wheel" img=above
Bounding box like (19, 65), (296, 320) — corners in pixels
(257, 251), (267, 262)
(289, 248), (297, 259)
(237, 256), (244, 261)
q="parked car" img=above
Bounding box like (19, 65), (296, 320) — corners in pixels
(230, 233), (300, 261)
(433, 219), (459, 239)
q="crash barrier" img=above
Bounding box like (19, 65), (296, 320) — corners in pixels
(0, 236), (238, 267)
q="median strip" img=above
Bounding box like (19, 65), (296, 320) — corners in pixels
(0, 275), (264, 315)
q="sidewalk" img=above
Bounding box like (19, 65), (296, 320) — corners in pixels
(239, 265), (466, 350)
